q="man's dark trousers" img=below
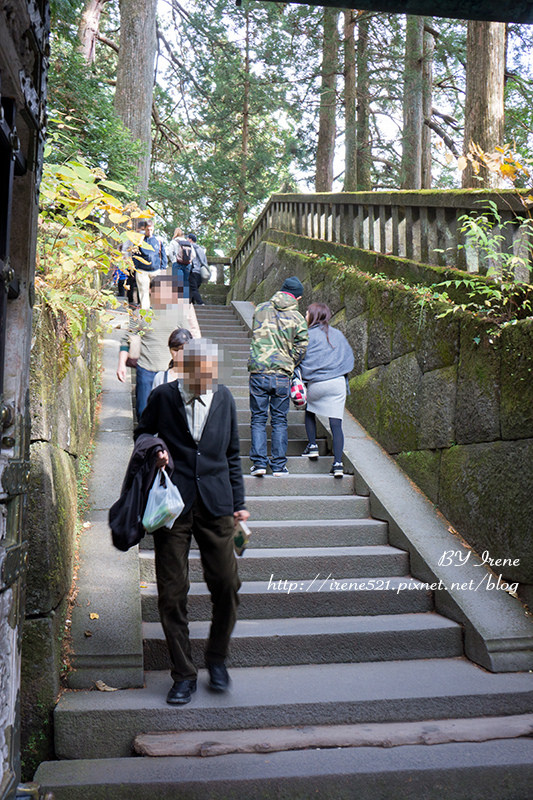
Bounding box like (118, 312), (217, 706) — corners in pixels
(153, 496), (241, 681)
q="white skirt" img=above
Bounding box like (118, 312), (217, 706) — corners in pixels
(306, 376), (346, 419)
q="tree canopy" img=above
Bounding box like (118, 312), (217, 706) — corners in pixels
(46, 0), (533, 252)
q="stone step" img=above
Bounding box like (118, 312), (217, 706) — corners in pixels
(142, 613), (463, 670)
(241, 455), (334, 473)
(236, 408), (305, 424)
(209, 337), (251, 346)
(242, 474), (355, 495)
(33, 739), (533, 800)
(239, 438), (329, 455)
(51, 659), (533, 760)
(140, 574), (435, 621)
(201, 329), (249, 338)
(140, 517), (389, 550)
(195, 306), (235, 314)
(138, 545), (409, 584)
(238, 422), (307, 438)
(227, 375), (249, 386)
(246, 494), (369, 520)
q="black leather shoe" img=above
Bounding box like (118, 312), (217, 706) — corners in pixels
(166, 679), (197, 705)
(207, 662), (230, 692)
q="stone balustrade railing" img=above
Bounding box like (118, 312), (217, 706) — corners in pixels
(208, 256), (231, 285)
(231, 190), (531, 281)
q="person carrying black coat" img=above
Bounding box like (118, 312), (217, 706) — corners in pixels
(134, 338), (250, 706)
(109, 434), (174, 551)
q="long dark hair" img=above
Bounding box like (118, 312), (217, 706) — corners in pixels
(306, 302), (333, 345)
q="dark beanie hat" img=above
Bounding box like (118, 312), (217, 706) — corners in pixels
(281, 276), (304, 297)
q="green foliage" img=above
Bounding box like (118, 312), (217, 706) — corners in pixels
(47, 22), (142, 187)
(37, 154), (146, 343)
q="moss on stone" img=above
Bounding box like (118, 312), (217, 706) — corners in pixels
(455, 316), (501, 445)
(347, 367), (383, 440)
(377, 353), (422, 453)
(366, 283), (394, 368)
(20, 611), (65, 780)
(439, 440), (533, 585)
(395, 449), (441, 504)
(500, 319), (533, 440)
(25, 443), (77, 616)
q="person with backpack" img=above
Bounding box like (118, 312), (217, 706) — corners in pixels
(187, 232), (210, 305)
(167, 227), (194, 298)
(131, 219), (167, 310)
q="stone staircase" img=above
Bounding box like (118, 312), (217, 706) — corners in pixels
(34, 304), (533, 798)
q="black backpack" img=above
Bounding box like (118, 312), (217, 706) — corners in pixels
(176, 239), (193, 265)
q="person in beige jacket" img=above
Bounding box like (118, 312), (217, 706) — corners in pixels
(117, 274), (201, 418)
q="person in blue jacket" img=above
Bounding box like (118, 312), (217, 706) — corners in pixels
(299, 303), (354, 477)
(131, 219), (167, 309)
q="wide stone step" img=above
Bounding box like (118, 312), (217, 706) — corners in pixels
(139, 545), (408, 583)
(246, 494), (369, 520)
(34, 738), (533, 800)
(227, 375), (250, 386)
(140, 574), (435, 621)
(242, 474), (355, 495)
(236, 408), (305, 424)
(52, 659), (533, 760)
(142, 613), (463, 670)
(241, 455), (334, 474)
(239, 438), (328, 455)
(140, 518), (389, 550)
(201, 329), (249, 338)
(238, 423), (307, 438)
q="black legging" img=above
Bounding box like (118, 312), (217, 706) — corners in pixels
(305, 410), (344, 463)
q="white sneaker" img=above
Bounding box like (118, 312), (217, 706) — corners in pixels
(250, 465), (266, 477)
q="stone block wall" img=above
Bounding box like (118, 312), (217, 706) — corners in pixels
(20, 307), (99, 777)
(229, 234), (533, 601)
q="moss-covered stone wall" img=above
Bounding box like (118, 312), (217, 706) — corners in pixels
(229, 232), (533, 601)
(20, 308), (100, 778)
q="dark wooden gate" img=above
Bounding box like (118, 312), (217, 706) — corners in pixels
(0, 2), (49, 798)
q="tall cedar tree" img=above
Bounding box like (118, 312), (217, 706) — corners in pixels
(315, 8), (339, 192)
(114, 0), (157, 201)
(462, 21), (506, 187)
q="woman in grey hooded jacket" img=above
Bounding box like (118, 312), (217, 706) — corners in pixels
(299, 303), (354, 477)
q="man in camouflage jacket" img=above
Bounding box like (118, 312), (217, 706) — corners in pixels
(248, 276), (308, 476)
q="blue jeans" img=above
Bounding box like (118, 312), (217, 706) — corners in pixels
(249, 373), (290, 471)
(136, 364), (157, 419)
(172, 261), (191, 299)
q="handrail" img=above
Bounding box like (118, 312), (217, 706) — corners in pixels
(231, 189), (531, 282)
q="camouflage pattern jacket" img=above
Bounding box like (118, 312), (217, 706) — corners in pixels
(248, 291), (309, 376)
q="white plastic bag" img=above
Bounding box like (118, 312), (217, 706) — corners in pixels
(142, 469), (184, 533)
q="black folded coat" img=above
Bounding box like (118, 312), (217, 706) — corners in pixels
(108, 433), (174, 551)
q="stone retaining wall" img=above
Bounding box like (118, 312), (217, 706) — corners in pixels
(21, 307), (100, 777)
(228, 232), (533, 603)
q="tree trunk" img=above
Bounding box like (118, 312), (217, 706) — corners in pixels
(114, 0), (157, 202)
(343, 10), (357, 192)
(462, 21), (506, 188)
(78, 0), (107, 64)
(315, 8), (339, 193)
(421, 25), (435, 189)
(356, 14), (371, 191)
(400, 15), (424, 189)
(236, 10), (250, 245)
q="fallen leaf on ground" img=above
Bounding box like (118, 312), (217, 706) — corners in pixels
(84, 630), (93, 638)
(89, 613), (99, 619)
(95, 680), (118, 692)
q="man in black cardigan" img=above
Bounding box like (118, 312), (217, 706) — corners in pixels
(135, 338), (249, 705)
